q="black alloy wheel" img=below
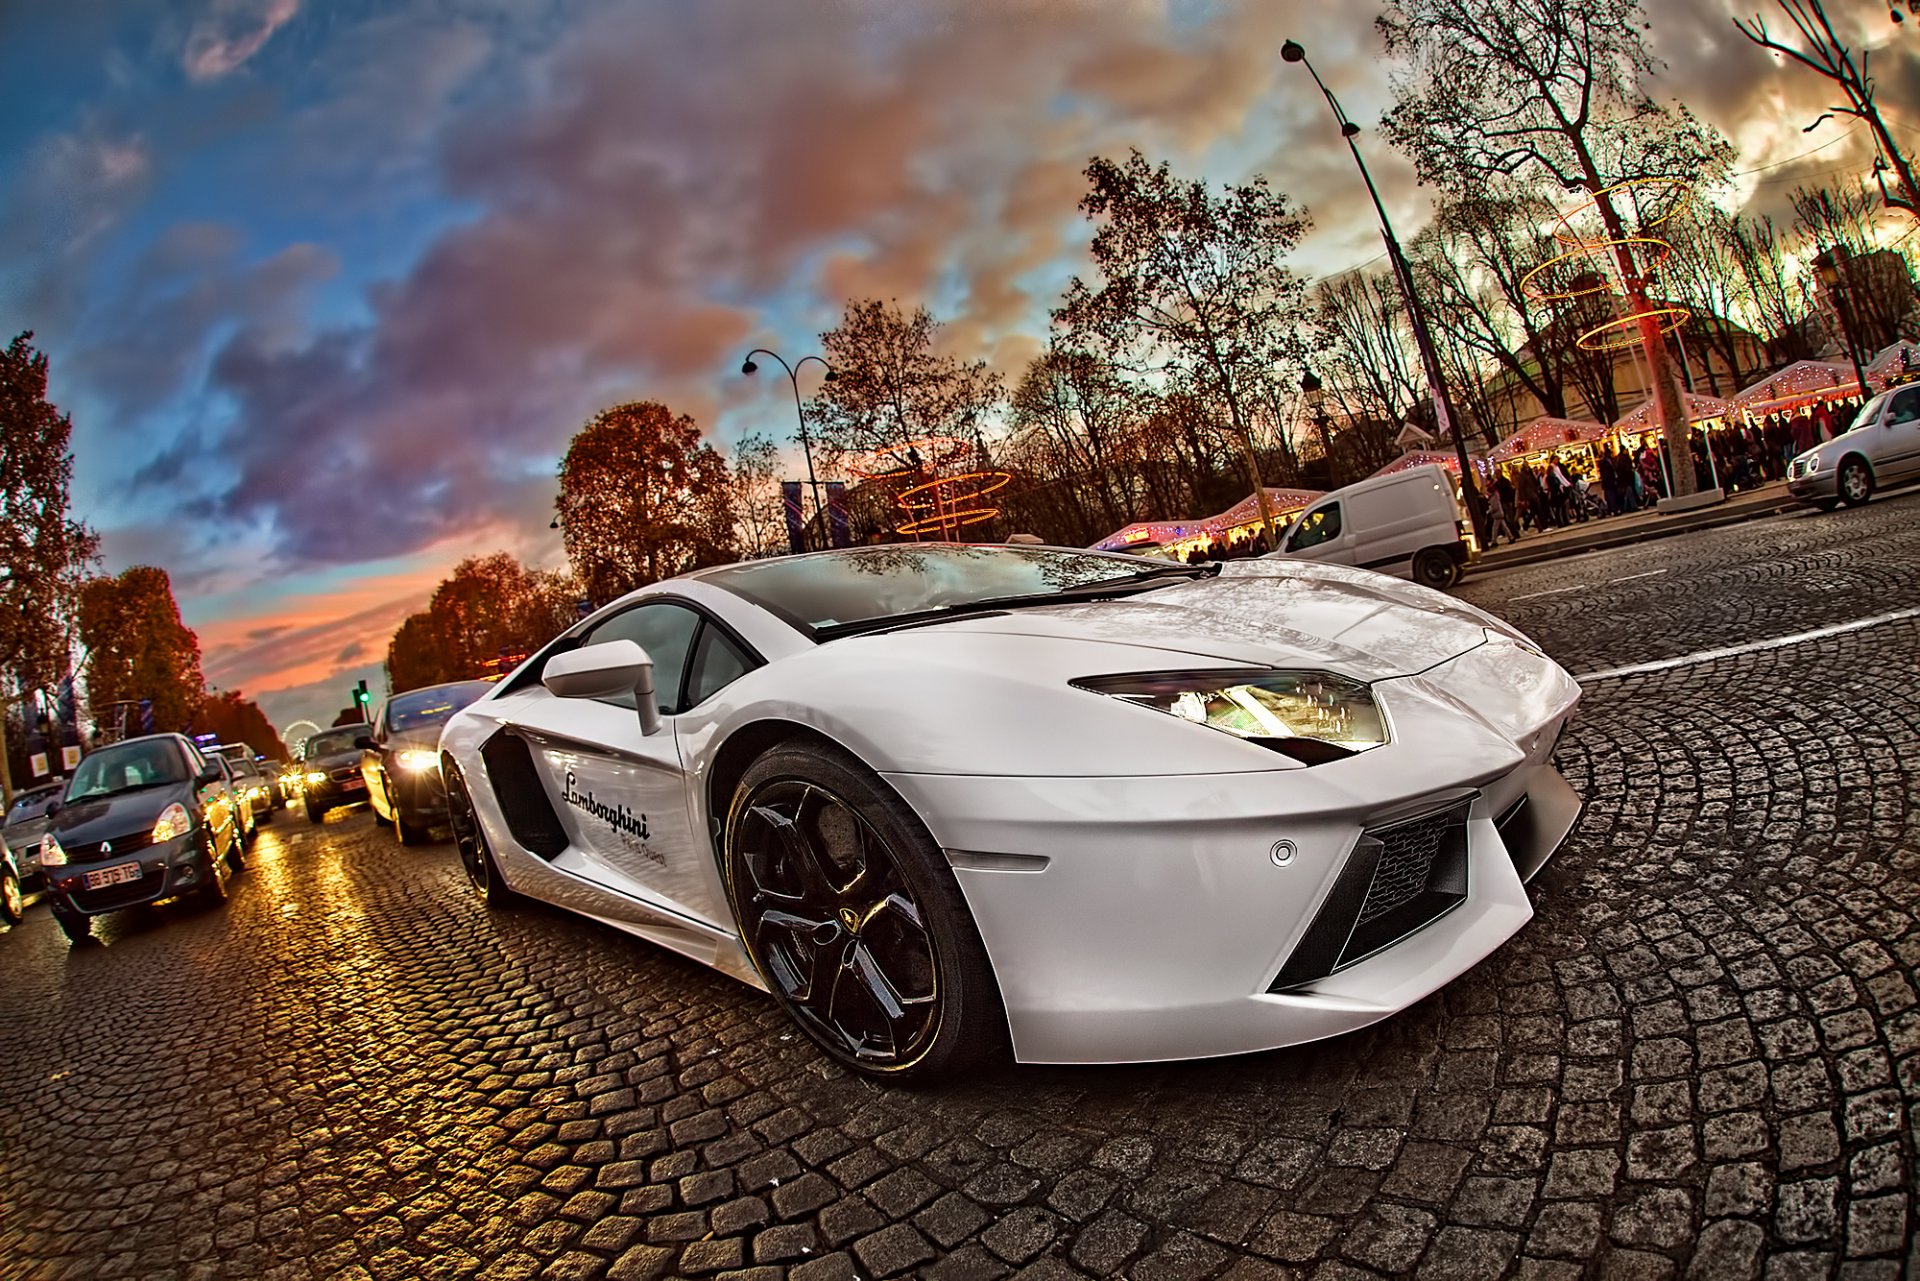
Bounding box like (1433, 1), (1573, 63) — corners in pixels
(1838, 458), (1874, 507)
(0, 867), (21, 924)
(446, 763), (519, 909)
(1413, 547), (1460, 591)
(724, 744), (1005, 1081)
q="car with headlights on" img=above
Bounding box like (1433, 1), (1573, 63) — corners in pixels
(361, 681), (495, 845)
(300, 725), (372, 823)
(3, 781), (65, 897)
(1786, 384), (1920, 509)
(39, 735), (250, 943)
(213, 745), (276, 824)
(439, 543), (1583, 1081)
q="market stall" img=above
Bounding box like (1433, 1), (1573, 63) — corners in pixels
(1092, 486), (1323, 559)
(1731, 361), (1864, 418)
(1486, 417), (1612, 466)
(1611, 392), (1733, 451)
(1867, 339), (1919, 390)
(1366, 450), (1470, 480)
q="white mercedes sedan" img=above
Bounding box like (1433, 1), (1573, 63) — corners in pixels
(439, 544), (1582, 1081)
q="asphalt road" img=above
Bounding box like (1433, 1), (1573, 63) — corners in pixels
(4, 493), (1919, 1280)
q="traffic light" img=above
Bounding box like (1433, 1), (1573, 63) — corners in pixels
(352, 680), (371, 720)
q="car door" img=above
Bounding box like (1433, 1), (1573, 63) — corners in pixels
(194, 752), (234, 859)
(503, 598), (720, 926)
(362, 706), (393, 821)
(1877, 386), (1920, 481)
(1281, 499), (1354, 565)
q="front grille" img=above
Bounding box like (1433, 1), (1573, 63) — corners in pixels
(63, 831), (155, 864)
(330, 765), (361, 782)
(1356, 808), (1455, 927)
(1270, 799), (1473, 991)
(71, 868), (166, 912)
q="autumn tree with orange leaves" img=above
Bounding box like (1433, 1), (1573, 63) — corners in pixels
(557, 401), (734, 603)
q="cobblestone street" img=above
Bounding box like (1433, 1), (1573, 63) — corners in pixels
(3, 493), (1919, 1281)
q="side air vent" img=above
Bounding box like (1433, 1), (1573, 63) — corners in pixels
(479, 731), (569, 859)
(1270, 799), (1472, 991)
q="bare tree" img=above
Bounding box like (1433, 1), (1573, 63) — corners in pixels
(1312, 270), (1423, 444)
(1055, 149), (1313, 541)
(1735, 1), (1919, 219)
(1379, 0), (1734, 495)
(1790, 181), (1920, 353)
(806, 300), (1003, 463)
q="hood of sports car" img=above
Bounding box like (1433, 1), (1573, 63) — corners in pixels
(923, 558), (1502, 679)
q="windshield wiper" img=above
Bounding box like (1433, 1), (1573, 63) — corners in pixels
(815, 562), (1221, 640)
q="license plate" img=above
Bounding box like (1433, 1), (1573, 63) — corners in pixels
(341, 778), (365, 791)
(84, 861), (143, 890)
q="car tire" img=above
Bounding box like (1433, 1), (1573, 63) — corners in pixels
(395, 811), (433, 846)
(722, 742), (1008, 1083)
(446, 763), (523, 910)
(306, 801), (326, 825)
(1838, 457), (1874, 506)
(1412, 548), (1460, 591)
(54, 907), (91, 944)
(258, 802), (274, 826)
(200, 851), (230, 905)
(0, 867), (22, 924)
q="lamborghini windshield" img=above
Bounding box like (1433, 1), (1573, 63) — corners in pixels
(701, 545), (1206, 634)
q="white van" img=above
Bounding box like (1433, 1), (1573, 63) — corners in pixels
(1268, 464), (1473, 589)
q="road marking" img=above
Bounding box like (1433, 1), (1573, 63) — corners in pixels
(1507, 568), (1668, 602)
(1580, 606), (1920, 681)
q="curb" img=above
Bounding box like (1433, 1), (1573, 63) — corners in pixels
(1473, 495), (1804, 572)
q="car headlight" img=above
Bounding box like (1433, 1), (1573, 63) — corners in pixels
(151, 803), (193, 843)
(1073, 669), (1389, 764)
(1800, 455), (1821, 474)
(306, 771), (326, 785)
(40, 834), (65, 866)
(395, 749), (440, 773)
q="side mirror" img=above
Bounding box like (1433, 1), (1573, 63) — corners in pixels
(196, 764), (222, 787)
(354, 735), (376, 751)
(543, 639), (661, 735)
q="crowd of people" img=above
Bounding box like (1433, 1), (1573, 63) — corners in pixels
(1479, 394), (1867, 546)
(1178, 529), (1272, 563)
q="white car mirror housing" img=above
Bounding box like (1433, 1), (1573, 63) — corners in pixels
(543, 640), (662, 736)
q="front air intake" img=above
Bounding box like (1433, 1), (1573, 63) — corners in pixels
(1269, 799), (1472, 991)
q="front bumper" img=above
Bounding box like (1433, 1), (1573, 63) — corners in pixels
(1787, 473), (1837, 501)
(884, 646), (1581, 1065)
(390, 768), (450, 826)
(46, 836), (212, 916)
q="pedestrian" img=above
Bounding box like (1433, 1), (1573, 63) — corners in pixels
(1495, 469), (1519, 534)
(1485, 481), (1518, 545)
(1812, 399), (1835, 443)
(1599, 444), (1622, 515)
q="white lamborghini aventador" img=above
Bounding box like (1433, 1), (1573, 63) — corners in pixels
(439, 544), (1582, 1080)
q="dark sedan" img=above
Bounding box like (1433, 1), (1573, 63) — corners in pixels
(361, 681), (494, 845)
(39, 735), (250, 944)
(301, 724), (372, 823)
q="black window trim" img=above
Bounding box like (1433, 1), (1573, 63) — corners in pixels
(503, 593), (766, 714)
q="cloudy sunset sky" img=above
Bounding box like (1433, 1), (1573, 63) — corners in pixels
(1, 0), (1912, 734)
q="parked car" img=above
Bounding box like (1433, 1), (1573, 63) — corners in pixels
(440, 543), (1580, 1080)
(39, 734), (250, 943)
(362, 681), (495, 845)
(214, 747), (276, 824)
(301, 725), (372, 823)
(1786, 384), (1920, 509)
(3, 781), (65, 896)
(1267, 463), (1474, 589)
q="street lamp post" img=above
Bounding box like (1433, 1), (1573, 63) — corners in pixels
(1812, 248), (1872, 397)
(1280, 40), (1488, 541)
(742, 349), (836, 548)
(1299, 371), (1339, 487)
